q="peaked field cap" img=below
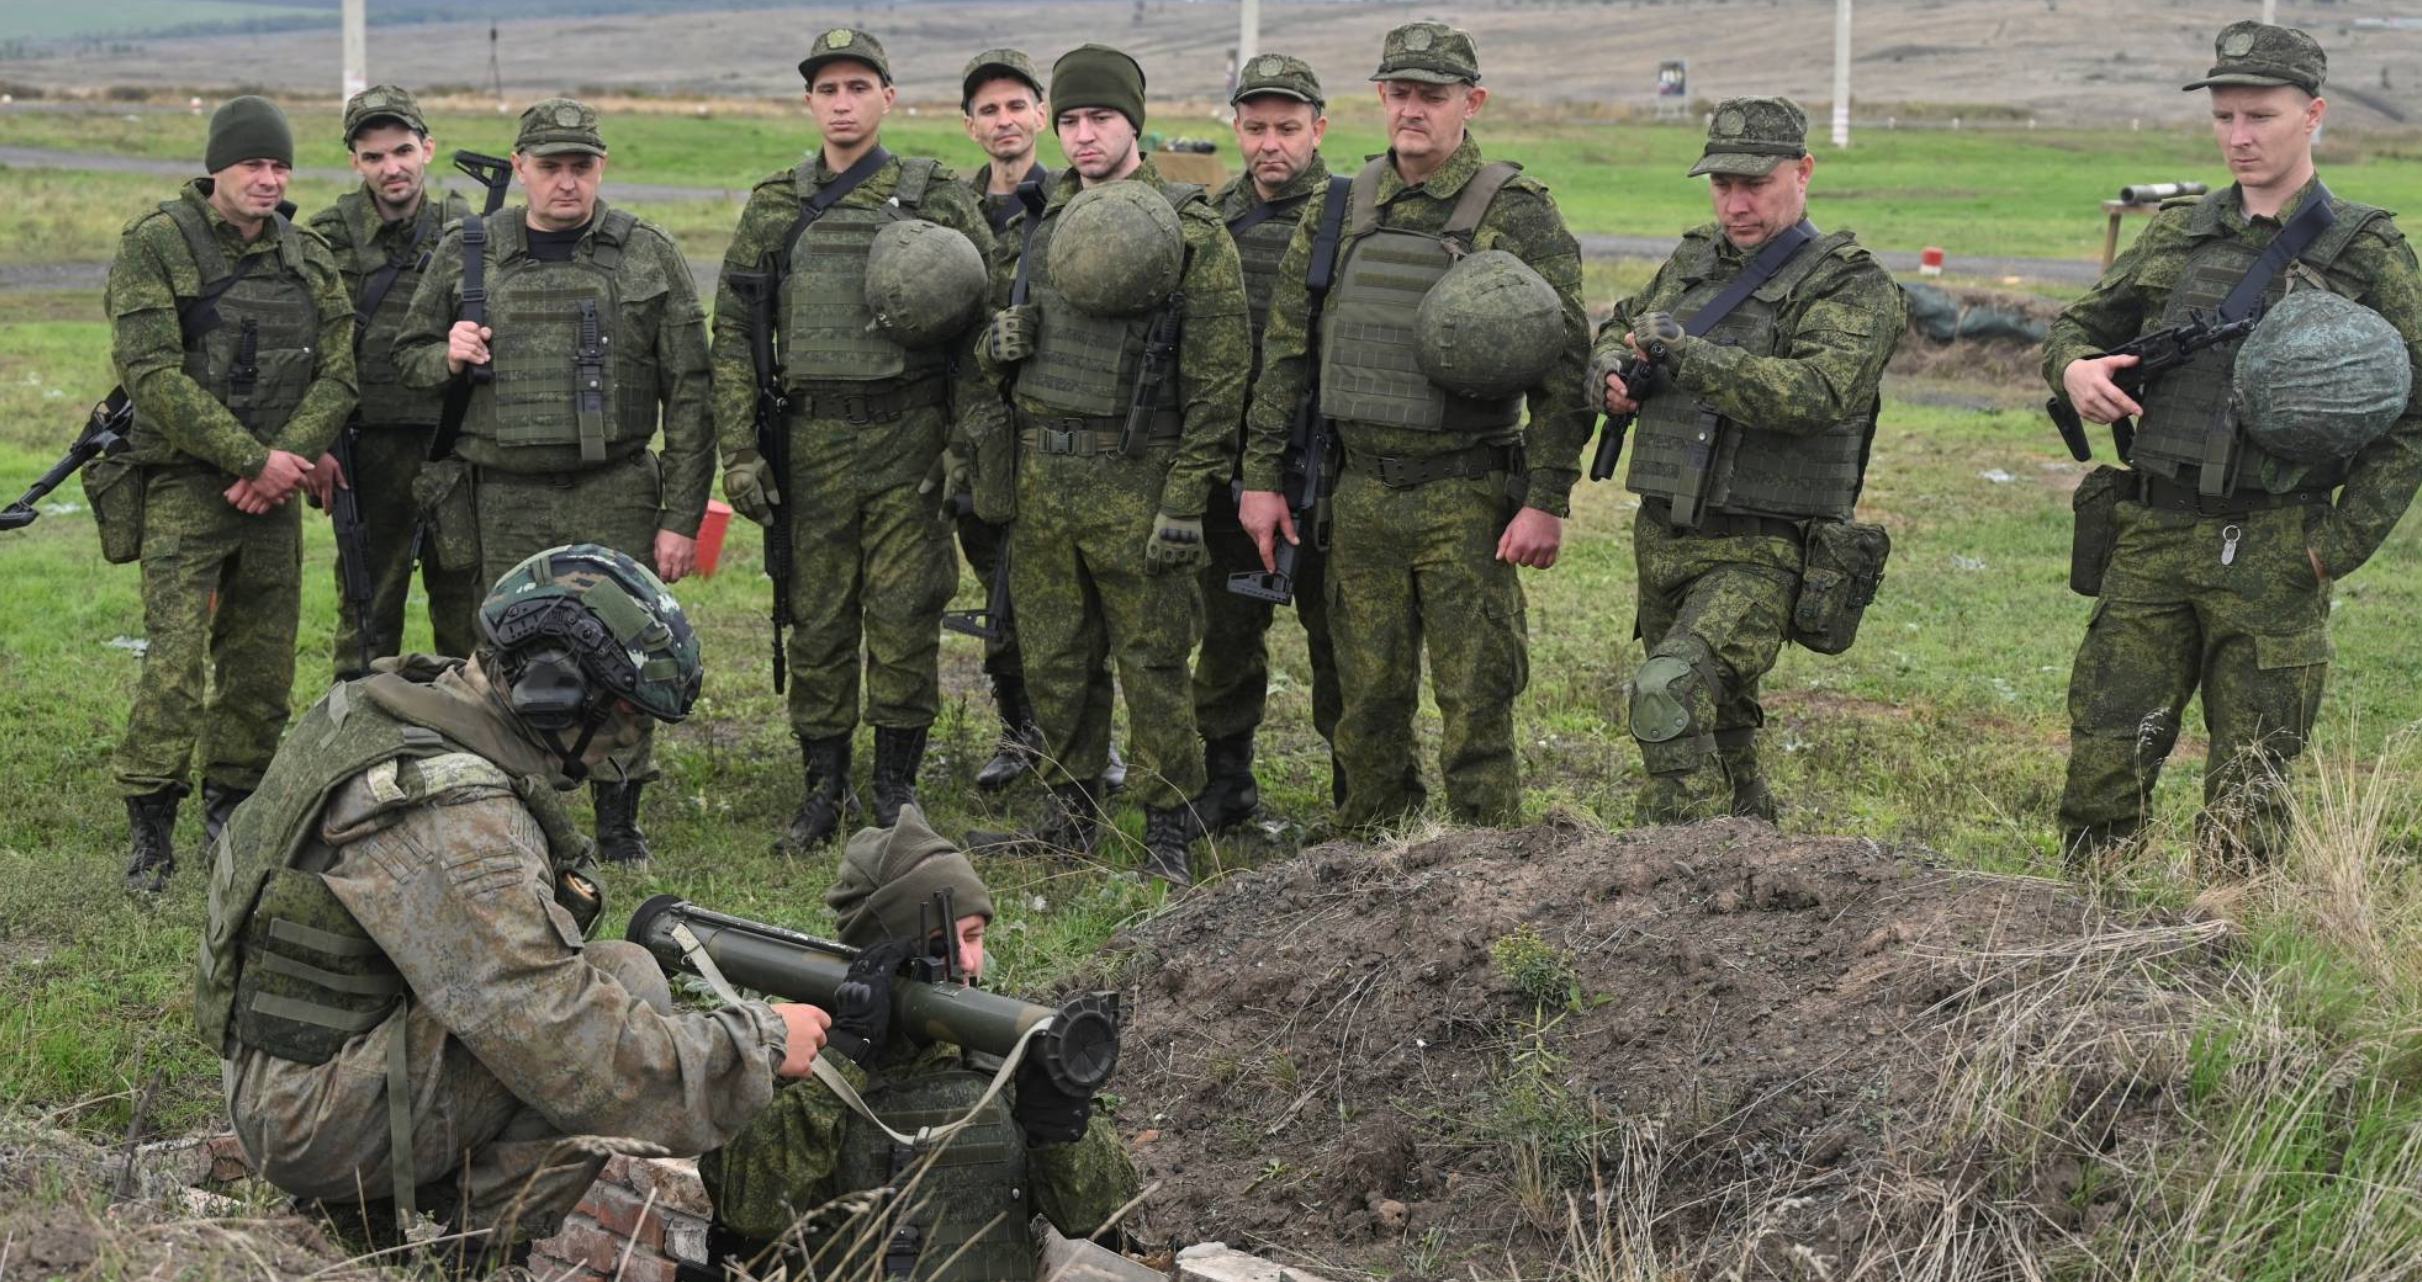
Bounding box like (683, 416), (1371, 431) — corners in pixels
(1371, 22), (1480, 85)
(1233, 52), (1323, 106)
(1688, 96), (1809, 178)
(800, 27), (892, 85)
(343, 84), (428, 142)
(963, 47), (1046, 106)
(2184, 20), (2326, 94)
(515, 98), (605, 156)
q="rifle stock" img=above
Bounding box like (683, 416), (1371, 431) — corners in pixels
(452, 150), (514, 217)
(728, 270), (793, 692)
(941, 494), (1010, 641)
(2, 391), (133, 532)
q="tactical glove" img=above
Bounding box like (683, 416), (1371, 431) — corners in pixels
(1011, 1055), (1096, 1146)
(982, 305), (1040, 367)
(1631, 311), (1688, 363)
(825, 936), (920, 1067)
(723, 450), (783, 527)
(1145, 512), (1208, 574)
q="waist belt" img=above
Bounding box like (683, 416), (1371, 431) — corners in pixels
(1017, 409), (1183, 456)
(2129, 471), (2331, 518)
(790, 381), (947, 425)
(1348, 441), (1515, 490)
(1643, 497), (1805, 540)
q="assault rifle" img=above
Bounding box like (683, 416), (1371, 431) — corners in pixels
(942, 493), (1009, 642)
(1227, 391), (1330, 605)
(726, 269), (793, 692)
(1587, 315), (1683, 482)
(327, 427), (377, 671)
(2045, 306), (2263, 463)
(2, 390), (133, 532)
(453, 150), (514, 217)
(1121, 294), (1185, 456)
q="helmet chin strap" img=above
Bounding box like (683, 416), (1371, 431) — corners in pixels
(548, 720), (603, 783)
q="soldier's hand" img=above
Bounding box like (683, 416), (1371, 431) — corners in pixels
(723, 450), (782, 526)
(653, 530), (696, 584)
(2061, 354), (2145, 425)
(1011, 1055), (1096, 1147)
(1588, 346), (1638, 417)
(982, 305), (1039, 366)
(303, 450), (347, 510)
(254, 449), (314, 501)
(826, 936), (919, 1067)
(771, 1002), (832, 1079)
(1237, 490), (1296, 573)
(1496, 505), (1564, 570)
(1145, 511), (1209, 574)
(223, 477), (277, 515)
(445, 321), (494, 375)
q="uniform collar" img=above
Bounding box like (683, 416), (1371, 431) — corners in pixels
(811, 145), (896, 184)
(2199, 172), (2324, 236)
(974, 159), (1045, 194)
(1045, 153), (1166, 213)
(346, 183), (436, 245)
(1219, 152), (1332, 215)
(1374, 133), (1483, 203)
(184, 177), (285, 247)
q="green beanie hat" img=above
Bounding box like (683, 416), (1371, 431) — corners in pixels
(825, 804), (996, 949)
(1051, 44), (1147, 133)
(206, 95), (295, 173)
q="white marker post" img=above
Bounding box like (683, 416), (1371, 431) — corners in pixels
(341, 0), (367, 99)
(1831, 0), (1852, 148)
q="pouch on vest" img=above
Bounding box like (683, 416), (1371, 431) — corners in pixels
(82, 455), (146, 564)
(1791, 519), (1890, 655)
(967, 402), (1017, 524)
(409, 456), (480, 571)
(2068, 465), (2123, 598)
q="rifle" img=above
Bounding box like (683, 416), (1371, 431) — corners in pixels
(726, 269), (793, 692)
(1120, 293), (1185, 456)
(327, 426), (377, 671)
(941, 493), (1009, 641)
(453, 150), (514, 217)
(2, 390), (133, 532)
(2045, 307), (2263, 463)
(1587, 314), (1683, 482)
(1227, 392), (1330, 605)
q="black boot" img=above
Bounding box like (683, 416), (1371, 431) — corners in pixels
(1102, 742), (1129, 794)
(781, 735), (856, 851)
(872, 725), (929, 827)
(1142, 801), (1203, 887)
(975, 678), (1042, 793)
(200, 781), (252, 852)
(967, 779), (1102, 858)
(592, 779), (652, 865)
(124, 788), (183, 895)
(1197, 732), (1262, 832)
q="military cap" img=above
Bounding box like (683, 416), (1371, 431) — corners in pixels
(800, 27), (891, 86)
(1052, 44), (1148, 132)
(1371, 21), (1480, 85)
(1689, 96), (1809, 177)
(1232, 52), (1323, 107)
(342, 84), (428, 143)
(2183, 21), (2326, 95)
(206, 95), (294, 172)
(962, 47), (1045, 109)
(515, 98), (606, 157)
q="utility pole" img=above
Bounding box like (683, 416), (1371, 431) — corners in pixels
(1831, 0), (1851, 147)
(2261, 0), (2277, 25)
(341, 0), (367, 99)
(1238, 0), (1259, 71)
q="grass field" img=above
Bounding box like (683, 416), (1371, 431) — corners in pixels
(0, 0), (310, 45)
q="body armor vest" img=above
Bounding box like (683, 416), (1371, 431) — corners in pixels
(2130, 193), (2387, 495)
(832, 1066), (1033, 1282)
(1013, 184), (1200, 420)
(1318, 158), (1525, 435)
(467, 208), (660, 456)
(134, 198), (320, 458)
(780, 157), (946, 387)
(1627, 230), (1874, 522)
(1228, 190), (1312, 349)
(348, 189), (470, 429)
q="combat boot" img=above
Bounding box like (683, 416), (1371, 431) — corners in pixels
(975, 678), (1043, 793)
(780, 735), (856, 851)
(1141, 801), (1204, 887)
(1717, 742), (1777, 823)
(123, 788), (183, 895)
(199, 781), (253, 851)
(966, 779), (1103, 858)
(871, 725), (929, 827)
(592, 779), (652, 865)
(1102, 742), (1129, 795)
(1196, 732), (1262, 832)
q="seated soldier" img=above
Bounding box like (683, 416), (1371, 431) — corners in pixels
(697, 806), (1142, 1280)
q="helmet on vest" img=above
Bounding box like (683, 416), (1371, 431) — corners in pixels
(866, 220), (990, 350)
(478, 544), (703, 730)
(2233, 289), (2412, 464)
(1415, 249), (1563, 399)
(1049, 182), (1183, 317)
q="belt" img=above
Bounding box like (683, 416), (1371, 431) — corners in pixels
(1017, 409), (1182, 456)
(2129, 471), (2331, 518)
(789, 381), (947, 425)
(1348, 441), (1515, 490)
(1642, 498), (1805, 540)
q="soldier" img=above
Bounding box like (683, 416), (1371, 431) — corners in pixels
(107, 95), (356, 893)
(2047, 22), (2422, 869)
(966, 44), (1253, 883)
(204, 545), (831, 1275)
(394, 98), (714, 866)
(1592, 97), (1905, 825)
(698, 807), (1140, 1279)
(1195, 53), (1345, 827)
(1238, 23), (1591, 830)
(306, 85), (478, 679)
(714, 31), (997, 852)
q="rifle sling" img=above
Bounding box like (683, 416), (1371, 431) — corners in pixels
(1683, 219), (1819, 337)
(1008, 177), (1051, 307)
(178, 253), (265, 350)
(354, 207), (441, 346)
(2218, 179), (2337, 322)
(771, 145), (893, 278)
(1225, 190), (1312, 237)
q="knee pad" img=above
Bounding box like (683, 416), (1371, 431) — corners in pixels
(1630, 636), (1716, 748)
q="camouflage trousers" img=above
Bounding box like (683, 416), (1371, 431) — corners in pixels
(1009, 445), (1204, 809)
(955, 511), (1021, 684)
(1325, 464), (1527, 829)
(779, 437), (957, 739)
(474, 449), (666, 780)
(114, 467), (303, 798)
(330, 425), (480, 680)
(2060, 500), (2331, 865)
(1629, 507), (1802, 825)
(1195, 485), (1341, 752)
(226, 940), (669, 1245)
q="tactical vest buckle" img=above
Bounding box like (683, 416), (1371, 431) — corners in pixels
(837, 393), (874, 425)
(1040, 427), (1080, 455)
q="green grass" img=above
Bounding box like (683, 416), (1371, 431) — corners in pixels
(0, 0), (309, 44)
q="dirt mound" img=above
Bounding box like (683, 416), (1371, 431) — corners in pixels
(1107, 819), (2224, 1279)
(1890, 282), (2060, 388)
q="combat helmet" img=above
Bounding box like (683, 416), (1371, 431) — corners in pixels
(479, 544), (703, 759)
(1049, 182), (1184, 317)
(1415, 249), (1563, 398)
(2233, 289), (2412, 463)
(866, 220), (990, 349)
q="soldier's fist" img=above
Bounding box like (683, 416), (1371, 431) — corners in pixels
(723, 450), (782, 526)
(771, 1002), (832, 1078)
(1146, 511), (1209, 574)
(445, 322), (494, 374)
(982, 305), (1039, 366)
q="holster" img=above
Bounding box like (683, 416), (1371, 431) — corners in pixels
(409, 456), (481, 571)
(1791, 519), (1891, 655)
(82, 456), (146, 564)
(2068, 465), (2124, 598)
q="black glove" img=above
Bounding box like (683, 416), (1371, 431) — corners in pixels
(1012, 1056), (1096, 1146)
(826, 937), (919, 1067)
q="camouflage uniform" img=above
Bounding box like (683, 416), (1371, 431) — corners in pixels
(2045, 26), (2422, 865)
(960, 155), (1051, 707)
(106, 178), (357, 805)
(1596, 98), (1906, 825)
(1242, 28), (1592, 828)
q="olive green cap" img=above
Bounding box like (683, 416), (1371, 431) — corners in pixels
(962, 47), (1045, 110)
(206, 95), (294, 172)
(342, 84), (428, 143)
(1052, 44), (1147, 132)
(1232, 52), (1323, 107)
(799, 27), (892, 86)
(1688, 96), (1808, 177)
(826, 805), (996, 949)
(1371, 22), (1480, 85)
(2183, 21), (2326, 95)
(515, 98), (606, 158)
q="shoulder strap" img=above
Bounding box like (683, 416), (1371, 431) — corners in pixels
(1441, 160), (1523, 245)
(2306, 202), (2391, 269)
(1304, 174), (1354, 304)
(271, 212), (306, 277)
(773, 145), (895, 277)
(1226, 188), (1313, 236)
(457, 214), (490, 333)
(1010, 199), (1048, 306)
(2220, 179), (2337, 321)
(354, 203), (444, 341)
(588, 207), (639, 273)
(1347, 156), (1389, 238)
(1162, 182), (1208, 211)
(1682, 218), (1819, 337)
(1758, 228), (1858, 298)
(895, 156), (939, 209)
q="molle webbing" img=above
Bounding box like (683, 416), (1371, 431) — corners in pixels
(777, 157), (946, 387)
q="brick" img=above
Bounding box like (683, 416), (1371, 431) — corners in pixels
(546, 1214), (628, 1276)
(588, 1183), (665, 1249)
(620, 1157), (712, 1219)
(206, 1133), (253, 1183)
(663, 1216), (710, 1266)
(598, 1154), (633, 1186)
(616, 1253), (681, 1282)
(1176, 1243), (1342, 1282)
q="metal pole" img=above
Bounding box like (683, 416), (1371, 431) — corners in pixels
(2261, 0), (2277, 25)
(341, 0), (367, 99)
(1831, 0), (1852, 148)
(1238, 0), (1260, 71)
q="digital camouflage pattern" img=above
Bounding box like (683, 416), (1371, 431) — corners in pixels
(2231, 287), (2412, 463)
(711, 154), (993, 740)
(1368, 20), (1482, 84)
(106, 180), (356, 798)
(1688, 96), (1810, 178)
(2183, 20), (2328, 95)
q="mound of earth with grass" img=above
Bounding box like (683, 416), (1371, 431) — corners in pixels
(1104, 817), (2231, 1279)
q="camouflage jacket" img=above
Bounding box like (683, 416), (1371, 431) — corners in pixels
(968, 159), (1052, 263)
(985, 156), (1254, 520)
(709, 150), (996, 493)
(1211, 152), (1336, 354)
(697, 1039), (1143, 1243)
(392, 200), (717, 537)
(106, 178), (357, 475)
(1598, 220), (1905, 437)
(2045, 175), (2422, 579)
(308, 183), (474, 429)
(1241, 135), (1592, 517)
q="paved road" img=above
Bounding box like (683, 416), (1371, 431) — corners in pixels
(0, 145), (751, 204)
